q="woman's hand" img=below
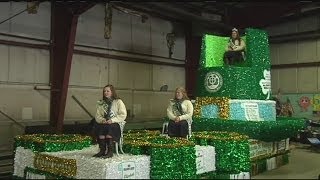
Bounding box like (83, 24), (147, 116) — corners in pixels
(174, 116), (180, 122)
(106, 119), (112, 124)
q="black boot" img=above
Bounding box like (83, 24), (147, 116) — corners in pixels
(93, 139), (106, 157)
(104, 138), (114, 158)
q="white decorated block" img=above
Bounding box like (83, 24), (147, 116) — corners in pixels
(44, 145), (150, 179)
(201, 99), (276, 121)
(195, 145), (216, 174)
(230, 172), (250, 179)
(277, 140), (286, 151)
(285, 138), (290, 150)
(266, 157), (276, 170)
(249, 139), (273, 159)
(13, 147), (36, 178)
(25, 171), (46, 179)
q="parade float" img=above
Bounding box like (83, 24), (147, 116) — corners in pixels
(13, 28), (304, 179)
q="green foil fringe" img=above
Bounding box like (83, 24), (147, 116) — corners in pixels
(192, 117), (305, 142)
(14, 134), (92, 152)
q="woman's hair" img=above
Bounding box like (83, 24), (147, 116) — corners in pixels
(231, 28), (241, 44)
(174, 87), (189, 100)
(102, 84), (120, 100)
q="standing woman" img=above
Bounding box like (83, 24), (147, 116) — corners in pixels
(93, 84), (127, 158)
(167, 87), (194, 138)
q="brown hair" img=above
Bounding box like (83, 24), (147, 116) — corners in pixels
(102, 84), (120, 100)
(231, 28), (241, 44)
(174, 87), (189, 100)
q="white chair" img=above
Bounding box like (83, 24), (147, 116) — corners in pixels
(115, 121), (126, 155)
(162, 119), (192, 139)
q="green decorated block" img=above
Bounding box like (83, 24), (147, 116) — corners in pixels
(197, 28), (271, 100)
(190, 131), (251, 174)
(196, 66), (271, 100)
(246, 28), (271, 68)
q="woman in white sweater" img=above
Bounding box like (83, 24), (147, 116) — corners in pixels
(93, 84), (127, 158)
(167, 87), (193, 138)
(223, 28), (246, 65)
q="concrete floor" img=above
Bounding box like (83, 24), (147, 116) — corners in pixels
(253, 143), (320, 179)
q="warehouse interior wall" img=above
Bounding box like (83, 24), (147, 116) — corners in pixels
(266, 13), (320, 119)
(0, 2), (186, 147)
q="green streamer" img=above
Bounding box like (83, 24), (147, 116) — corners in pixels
(192, 117), (305, 142)
(14, 134), (92, 152)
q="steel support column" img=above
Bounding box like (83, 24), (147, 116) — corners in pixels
(185, 24), (202, 98)
(50, 2), (95, 133)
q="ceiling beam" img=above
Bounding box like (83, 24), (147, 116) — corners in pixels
(228, 3), (301, 28)
(115, 3), (229, 34)
(145, 2), (232, 31)
(261, 6), (320, 28)
(113, 2), (186, 24)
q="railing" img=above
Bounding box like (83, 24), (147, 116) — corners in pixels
(0, 110), (25, 130)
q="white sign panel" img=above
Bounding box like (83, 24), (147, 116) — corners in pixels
(241, 103), (261, 121)
(119, 161), (136, 179)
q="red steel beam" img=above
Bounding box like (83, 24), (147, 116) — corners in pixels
(50, 2), (95, 133)
(185, 23), (202, 98)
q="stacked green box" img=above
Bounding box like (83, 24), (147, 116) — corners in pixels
(196, 66), (270, 100)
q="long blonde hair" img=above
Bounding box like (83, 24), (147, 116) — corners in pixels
(174, 87), (189, 100)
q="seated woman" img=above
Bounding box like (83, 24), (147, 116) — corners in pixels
(166, 87), (194, 138)
(223, 28), (246, 65)
(93, 84), (127, 158)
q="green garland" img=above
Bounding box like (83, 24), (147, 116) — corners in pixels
(14, 134), (92, 152)
(123, 130), (162, 155)
(124, 132), (197, 179)
(192, 117), (305, 142)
